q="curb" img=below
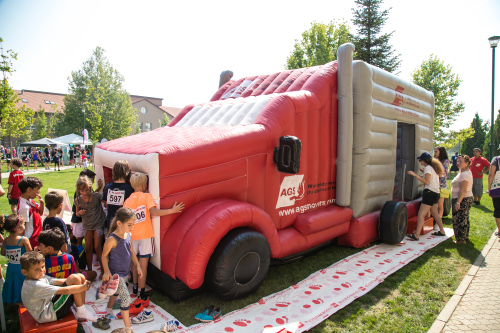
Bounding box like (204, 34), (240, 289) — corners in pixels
(427, 229), (499, 333)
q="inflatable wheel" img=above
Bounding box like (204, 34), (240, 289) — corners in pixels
(379, 201), (408, 244)
(443, 196), (451, 217)
(205, 228), (270, 300)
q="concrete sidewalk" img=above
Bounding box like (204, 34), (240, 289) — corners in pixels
(429, 230), (500, 332)
(1, 164), (90, 179)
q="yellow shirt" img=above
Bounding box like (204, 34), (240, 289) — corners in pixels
(123, 192), (156, 241)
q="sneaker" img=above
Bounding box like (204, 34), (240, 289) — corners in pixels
(199, 307), (221, 322)
(117, 302), (143, 319)
(106, 274), (120, 295)
(106, 311), (116, 320)
(161, 320), (180, 332)
(131, 310), (154, 324)
(195, 305), (214, 321)
(131, 296), (150, 308)
(98, 280), (108, 299)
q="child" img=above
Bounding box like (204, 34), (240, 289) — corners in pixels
(17, 177), (44, 248)
(103, 161), (134, 233)
(1, 214), (32, 303)
(43, 191), (71, 253)
(32, 149), (39, 171)
(20, 251), (97, 323)
(124, 172), (184, 304)
(67, 225), (97, 281)
(102, 207), (142, 327)
(38, 229), (76, 279)
(7, 157), (24, 214)
(21, 147), (30, 171)
(75, 176), (106, 276)
(53, 148), (61, 172)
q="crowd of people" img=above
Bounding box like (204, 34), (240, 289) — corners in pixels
(0, 160), (184, 331)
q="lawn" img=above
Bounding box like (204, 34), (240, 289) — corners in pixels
(0, 170), (496, 333)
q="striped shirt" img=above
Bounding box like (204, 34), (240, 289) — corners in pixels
(45, 253), (76, 279)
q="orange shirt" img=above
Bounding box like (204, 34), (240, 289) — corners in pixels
(123, 192), (156, 241)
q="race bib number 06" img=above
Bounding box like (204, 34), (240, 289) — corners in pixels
(134, 205), (147, 224)
(6, 248), (21, 264)
(108, 189), (125, 206)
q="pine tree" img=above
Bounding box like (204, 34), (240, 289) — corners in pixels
(351, 0), (401, 73)
(461, 113), (486, 157)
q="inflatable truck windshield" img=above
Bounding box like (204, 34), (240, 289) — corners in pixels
(95, 43), (435, 301)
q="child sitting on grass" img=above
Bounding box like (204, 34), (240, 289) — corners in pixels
(42, 191), (71, 253)
(124, 172), (184, 305)
(20, 251), (97, 323)
(38, 229), (77, 279)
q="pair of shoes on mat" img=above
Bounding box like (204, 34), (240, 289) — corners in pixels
(406, 234), (419, 241)
(432, 231), (446, 236)
(195, 305), (222, 322)
(161, 320), (180, 332)
(117, 302), (143, 319)
(131, 310), (154, 324)
(92, 317), (111, 330)
(98, 274), (120, 299)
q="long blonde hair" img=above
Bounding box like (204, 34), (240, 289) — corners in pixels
(107, 207), (135, 237)
(429, 158), (445, 177)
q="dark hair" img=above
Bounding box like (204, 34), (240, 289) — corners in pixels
(38, 228), (65, 251)
(108, 207), (135, 237)
(45, 191), (63, 210)
(0, 214), (24, 233)
(79, 168), (96, 179)
(112, 160), (131, 181)
(474, 148), (481, 153)
(18, 177), (43, 194)
(20, 251), (44, 271)
(11, 157), (22, 167)
(435, 146), (449, 163)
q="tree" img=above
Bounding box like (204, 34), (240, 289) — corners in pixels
(286, 21), (353, 70)
(412, 55), (465, 143)
(0, 37), (34, 143)
(461, 113), (487, 157)
(34, 107), (49, 139)
(159, 113), (171, 127)
(351, 0), (401, 73)
(57, 47), (137, 143)
(439, 127), (474, 151)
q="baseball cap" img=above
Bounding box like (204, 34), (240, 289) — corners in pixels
(417, 152), (432, 162)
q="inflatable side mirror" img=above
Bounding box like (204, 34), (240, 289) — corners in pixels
(273, 136), (301, 174)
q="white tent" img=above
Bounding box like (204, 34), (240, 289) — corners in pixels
(20, 138), (68, 147)
(52, 133), (89, 146)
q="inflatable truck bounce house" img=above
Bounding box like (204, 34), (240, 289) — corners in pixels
(95, 43), (436, 301)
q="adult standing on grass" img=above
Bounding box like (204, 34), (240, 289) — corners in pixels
(44, 145), (51, 170)
(488, 154), (500, 239)
(450, 152), (459, 179)
(434, 146), (449, 217)
(406, 152), (446, 241)
(450, 155), (473, 244)
(470, 148), (490, 205)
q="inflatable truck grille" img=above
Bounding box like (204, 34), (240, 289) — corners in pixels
(95, 43), (434, 301)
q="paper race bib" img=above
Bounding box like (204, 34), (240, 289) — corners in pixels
(6, 248), (21, 264)
(134, 205), (147, 224)
(108, 189), (125, 206)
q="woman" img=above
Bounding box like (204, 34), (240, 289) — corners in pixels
(434, 146), (450, 217)
(406, 152), (446, 240)
(451, 155), (473, 244)
(488, 154), (500, 239)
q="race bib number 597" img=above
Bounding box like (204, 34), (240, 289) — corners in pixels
(108, 189), (125, 206)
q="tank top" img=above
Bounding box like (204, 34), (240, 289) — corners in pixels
(108, 233), (131, 277)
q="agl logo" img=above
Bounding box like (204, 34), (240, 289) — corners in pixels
(276, 174), (305, 209)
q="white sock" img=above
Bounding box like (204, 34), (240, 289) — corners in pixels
(107, 307), (113, 314)
(75, 305), (97, 322)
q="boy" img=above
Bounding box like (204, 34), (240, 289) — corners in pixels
(123, 172), (184, 307)
(20, 251), (97, 323)
(39, 229), (76, 279)
(102, 161), (134, 232)
(18, 177), (44, 248)
(43, 191), (71, 253)
(7, 157), (24, 214)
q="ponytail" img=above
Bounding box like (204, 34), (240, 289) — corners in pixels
(107, 207), (135, 237)
(430, 158), (445, 177)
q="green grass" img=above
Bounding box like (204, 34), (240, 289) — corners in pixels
(0, 173), (496, 332)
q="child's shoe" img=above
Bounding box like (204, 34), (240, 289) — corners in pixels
(106, 274), (120, 295)
(199, 307), (221, 322)
(131, 310), (154, 324)
(98, 280), (109, 299)
(116, 302), (143, 319)
(130, 296), (149, 308)
(195, 305), (214, 321)
(161, 320), (180, 332)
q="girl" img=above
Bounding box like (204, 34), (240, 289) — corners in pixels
(32, 149), (39, 172)
(451, 155), (473, 244)
(75, 176), (106, 276)
(407, 152), (446, 240)
(1, 214), (32, 303)
(434, 146), (449, 218)
(102, 207), (142, 329)
(53, 148), (61, 171)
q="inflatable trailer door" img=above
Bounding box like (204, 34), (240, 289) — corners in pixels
(393, 122), (415, 201)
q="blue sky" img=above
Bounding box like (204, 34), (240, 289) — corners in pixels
(1, 0), (499, 132)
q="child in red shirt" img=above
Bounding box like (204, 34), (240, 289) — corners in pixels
(7, 158), (25, 214)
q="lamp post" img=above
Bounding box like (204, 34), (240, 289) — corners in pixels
(82, 108), (86, 148)
(488, 36), (499, 159)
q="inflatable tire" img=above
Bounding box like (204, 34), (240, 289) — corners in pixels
(443, 196), (451, 217)
(379, 201), (408, 244)
(205, 228), (270, 300)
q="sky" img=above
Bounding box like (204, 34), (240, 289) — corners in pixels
(1, 0), (499, 132)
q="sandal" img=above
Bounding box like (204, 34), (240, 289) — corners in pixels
(406, 234), (419, 241)
(432, 231), (446, 236)
(92, 317), (111, 330)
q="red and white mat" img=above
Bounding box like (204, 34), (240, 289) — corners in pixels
(179, 228), (452, 333)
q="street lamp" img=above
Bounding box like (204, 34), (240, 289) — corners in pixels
(82, 108), (86, 147)
(488, 36), (499, 160)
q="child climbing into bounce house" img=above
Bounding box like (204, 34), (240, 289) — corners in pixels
(123, 172), (184, 307)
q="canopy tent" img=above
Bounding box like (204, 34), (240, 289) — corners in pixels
(52, 133), (89, 146)
(20, 138), (68, 147)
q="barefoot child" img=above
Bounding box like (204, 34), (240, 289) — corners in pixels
(20, 251), (97, 323)
(124, 172), (184, 308)
(102, 207), (142, 329)
(1, 214), (32, 303)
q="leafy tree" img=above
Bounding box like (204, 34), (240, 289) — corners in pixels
(412, 55), (465, 142)
(286, 21), (353, 70)
(159, 113), (171, 127)
(461, 113), (487, 157)
(34, 107), (49, 139)
(57, 47), (137, 143)
(351, 0), (401, 72)
(0, 37), (34, 142)
(439, 127), (475, 151)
